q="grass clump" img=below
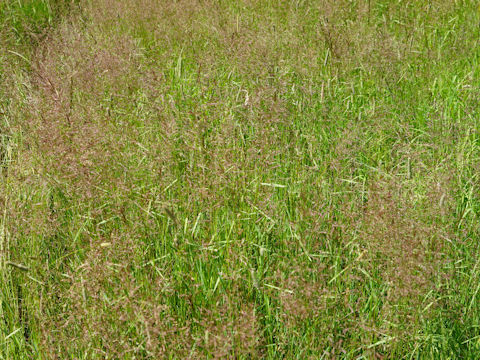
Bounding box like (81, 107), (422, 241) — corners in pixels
(1, 0), (480, 358)
(0, 0), (78, 46)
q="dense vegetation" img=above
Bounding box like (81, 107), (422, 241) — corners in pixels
(1, 0), (480, 358)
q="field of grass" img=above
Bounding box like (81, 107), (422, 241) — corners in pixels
(1, 0), (480, 358)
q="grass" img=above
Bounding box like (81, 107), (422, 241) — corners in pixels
(1, 0), (480, 358)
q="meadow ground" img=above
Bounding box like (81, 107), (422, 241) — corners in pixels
(1, 0), (480, 358)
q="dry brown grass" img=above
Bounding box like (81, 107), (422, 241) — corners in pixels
(24, 23), (135, 204)
(358, 174), (455, 339)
